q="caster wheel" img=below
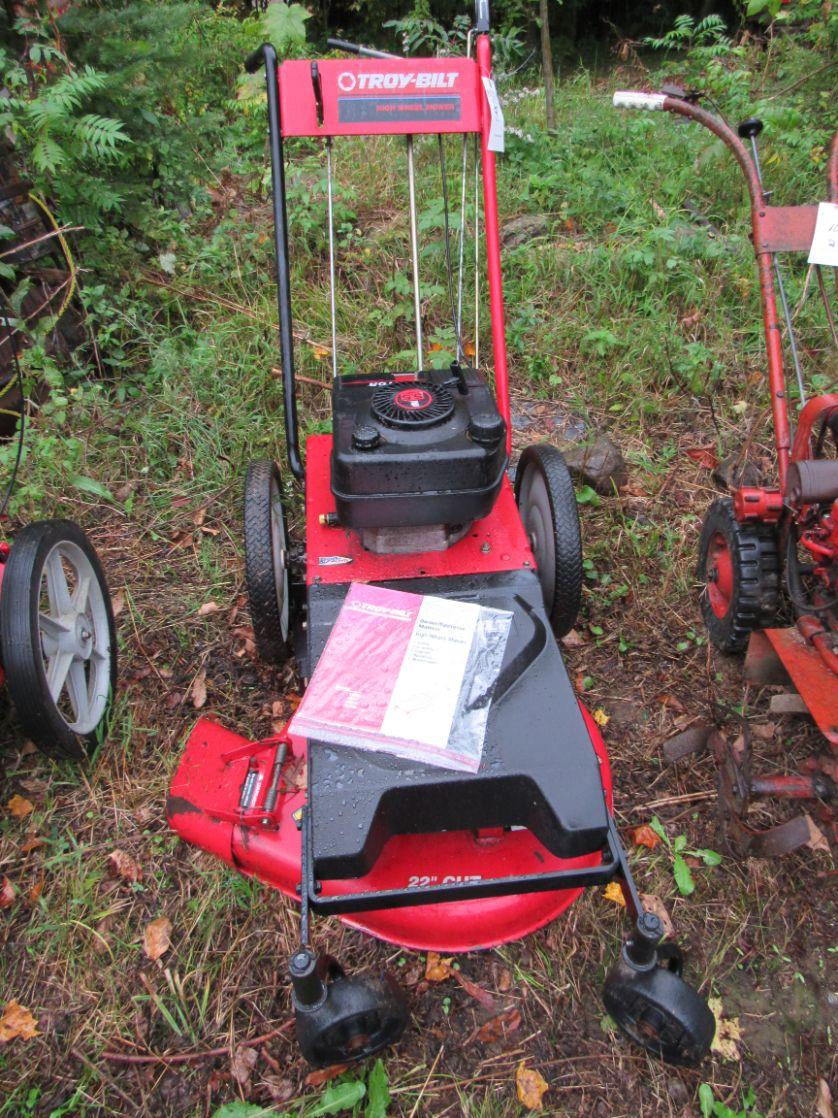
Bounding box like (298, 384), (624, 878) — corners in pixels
(603, 954), (715, 1067)
(514, 444), (582, 637)
(697, 498), (779, 654)
(244, 460), (292, 666)
(0, 520), (116, 761)
(295, 964), (408, 1068)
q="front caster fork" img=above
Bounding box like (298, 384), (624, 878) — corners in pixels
(603, 822), (715, 1067)
(289, 810), (409, 1068)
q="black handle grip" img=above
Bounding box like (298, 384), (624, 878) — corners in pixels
(326, 36), (398, 59)
(245, 43), (269, 73)
(475, 0), (490, 32)
(737, 117), (764, 139)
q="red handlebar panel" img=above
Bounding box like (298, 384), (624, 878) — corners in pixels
(278, 58), (483, 138)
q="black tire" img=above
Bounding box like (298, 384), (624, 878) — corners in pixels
(295, 972), (408, 1068)
(0, 519), (116, 761)
(603, 957), (715, 1067)
(697, 499), (780, 654)
(514, 444), (583, 637)
(244, 460), (292, 666)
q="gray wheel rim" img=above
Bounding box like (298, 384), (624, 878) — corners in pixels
(269, 474), (290, 641)
(520, 468), (556, 613)
(37, 540), (111, 735)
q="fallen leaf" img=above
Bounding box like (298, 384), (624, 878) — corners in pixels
(476, 1007), (522, 1044)
(198, 601), (220, 617)
(708, 996), (741, 1061)
(263, 1075), (294, 1104)
(309, 343), (331, 362)
(27, 876), (44, 906)
(425, 952), (454, 982)
(679, 310), (702, 329)
(20, 835), (46, 854)
(801, 813), (830, 854)
(561, 628), (585, 649)
(107, 849), (143, 884)
(143, 916), (172, 961)
(7, 796), (34, 820)
(639, 893), (674, 939)
(305, 1063), (349, 1087)
(750, 722), (776, 741)
(815, 1077), (834, 1118)
(193, 507), (208, 527)
(592, 708), (610, 727)
(516, 1061), (548, 1111)
(230, 1044), (258, 1086)
(0, 878), (15, 909)
(631, 824), (662, 850)
(603, 881), (626, 907)
(497, 968), (513, 993)
(191, 669), (207, 710)
(111, 590), (126, 618)
(655, 692), (685, 713)
(455, 972), (498, 1011)
(0, 1001), (39, 1043)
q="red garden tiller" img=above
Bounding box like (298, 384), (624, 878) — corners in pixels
(167, 7), (714, 1069)
(615, 89), (838, 851)
(0, 300), (117, 762)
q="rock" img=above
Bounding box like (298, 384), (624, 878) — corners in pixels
(561, 434), (627, 494)
(712, 450), (763, 491)
(663, 722), (711, 763)
(501, 213), (551, 249)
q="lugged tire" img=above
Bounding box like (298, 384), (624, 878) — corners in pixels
(514, 444), (583, 638)
(244, 460), (291, 666)
(697, 498), (780, 654)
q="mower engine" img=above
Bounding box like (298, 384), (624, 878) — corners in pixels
(331, 366), (507, 553)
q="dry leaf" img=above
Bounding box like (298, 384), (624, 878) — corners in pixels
(143, 916), (172, 961)
(815, 1078), (834, 1118)
(655, 692), (685, 713)
(639, 893), (674, 939)
(708, 996), (741, 1061)
(750, 722), (776, 741)
(631, 824), (662, 850)
(561, 629), (585, 649)
(198, 601), (220, 617)
(7, 795), (34, 820)
(20, 835), (46, 854)
(111, 590), (126, 618)
(425, 952), (454, 982)
(230, 1044), (258, 1086)
(801, 813), (830, 854)
(497, 968), (513, 993)
(263, 1076), (294, 1104)
(27, 876), (44, 906)
(476, 1007), (522, 1044)
(603, 881), (626, 907)
(592, 708), (610, 727)
(193, 507), (207, 527)
(0, 877), (15, 909)
(107, 849), (143, 884)
(455, 972), (498, 1011)
(685, 446), (719, 470)
(0, 1001), (39, 1043)
(305, 1063), (349, 1087)
(516, 1061), (548, 1111)
(191, 669), (207, 710)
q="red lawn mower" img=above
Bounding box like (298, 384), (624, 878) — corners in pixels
(168, 7), (714, 1069)
(614, 90), (838, 850)
(0, 306), (117, 762)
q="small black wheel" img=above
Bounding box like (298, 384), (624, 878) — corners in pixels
(697, 498), (780, 654)
(295, 971), (408, 1068)
(514, 444), (582, 637)
(603, 956), (715, 1067)
(0, 519), (116, 761)
(244, 460), (292, 665)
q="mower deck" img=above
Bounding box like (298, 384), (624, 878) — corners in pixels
(762, 627), (838, 746)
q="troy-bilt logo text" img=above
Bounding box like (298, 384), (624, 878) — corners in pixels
(338, 71), (458, 93)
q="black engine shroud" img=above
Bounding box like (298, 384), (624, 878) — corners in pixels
(330, 368), (508, 532)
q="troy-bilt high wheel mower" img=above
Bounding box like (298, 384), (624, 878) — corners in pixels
(0, 305), (117, 761)
(167, 7), (714, 1069)
(614, 89), (838, 851)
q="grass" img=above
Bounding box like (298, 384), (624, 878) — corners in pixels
(1, 22), (837, 1118)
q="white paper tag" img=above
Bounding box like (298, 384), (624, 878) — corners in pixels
(481, 76), (505, 153)
(808, 202), (838, 268)
(612, 90), (666, 111)
(381, 595), (479, 749)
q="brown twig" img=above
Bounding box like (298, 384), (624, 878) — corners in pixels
(101, 1018), (294, 1066)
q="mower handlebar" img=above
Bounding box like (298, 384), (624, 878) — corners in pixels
(245, 43), (273, 74)
(612, 90), (667, 111)
(326, 36), (399, 59)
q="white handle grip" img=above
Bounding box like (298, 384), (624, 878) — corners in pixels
(612, 91), (666, 111)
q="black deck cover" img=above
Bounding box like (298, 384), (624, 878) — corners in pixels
(305, 570), (609, 880)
